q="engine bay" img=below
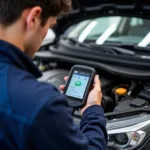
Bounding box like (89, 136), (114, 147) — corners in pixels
(38, 64), (150, 114)
(102, 79), (150, 113)
(36, 61), (150, 149)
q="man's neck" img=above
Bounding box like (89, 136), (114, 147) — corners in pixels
(0, 24), (25, 51)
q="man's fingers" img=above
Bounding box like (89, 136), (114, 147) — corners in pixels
(94, 75), (100, 84)
(60, 85), (65, 91)
(64, 76), (68, 82)
(60, 76), (68, 92)
(94, 75), (101, 89)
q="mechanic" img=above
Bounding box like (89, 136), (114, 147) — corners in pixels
(0, 0), (107, 150)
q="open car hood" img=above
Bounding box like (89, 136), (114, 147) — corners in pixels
(54, 0), (150, 36)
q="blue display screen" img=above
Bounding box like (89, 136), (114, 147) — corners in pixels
(66, 71), (90, 99)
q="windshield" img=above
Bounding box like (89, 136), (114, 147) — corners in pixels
(64, 16), (150, 47)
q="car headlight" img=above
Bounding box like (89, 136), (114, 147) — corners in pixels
(108, 131), (146, 149)
(107, 113), (150, 150)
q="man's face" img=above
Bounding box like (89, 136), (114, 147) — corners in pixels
(24, 8), (57, 58)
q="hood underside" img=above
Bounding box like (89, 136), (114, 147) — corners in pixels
(54, 0), (150, 36)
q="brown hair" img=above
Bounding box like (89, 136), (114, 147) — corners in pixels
(0, 0), (71, 26)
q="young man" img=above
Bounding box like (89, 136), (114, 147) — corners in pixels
(0, 0), (107, 150)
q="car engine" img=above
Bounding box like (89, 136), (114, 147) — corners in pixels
(103, 80), (150, 113)
(38, 68), (150, 113)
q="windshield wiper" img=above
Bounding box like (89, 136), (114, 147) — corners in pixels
(90, 44), (135, 56)
(64, 37), (135, 56)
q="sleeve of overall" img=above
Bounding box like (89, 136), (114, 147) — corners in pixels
(80, 105), (108, 150)
(28, 94), (88, 150)
(28, 95), (107, 150)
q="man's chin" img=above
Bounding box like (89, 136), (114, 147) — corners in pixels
(24, 50), (35, 59)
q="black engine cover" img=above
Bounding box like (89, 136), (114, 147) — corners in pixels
(114, 97), (149, 112)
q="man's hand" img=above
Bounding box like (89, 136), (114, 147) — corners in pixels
(60, 75), (102, 115)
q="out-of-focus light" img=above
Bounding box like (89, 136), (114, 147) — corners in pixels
(138, 32), (150, 47)
(96, 23), (117, 45)
(78, 21), (97, 43)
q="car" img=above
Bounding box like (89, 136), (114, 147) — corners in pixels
(35, 0), (150, 149)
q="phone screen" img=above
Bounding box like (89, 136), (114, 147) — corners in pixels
(66, 70), (90, 99)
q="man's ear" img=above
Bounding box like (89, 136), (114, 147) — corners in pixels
(26, 6), (42, 30)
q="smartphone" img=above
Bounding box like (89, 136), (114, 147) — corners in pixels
(64, 65), (96, 108)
